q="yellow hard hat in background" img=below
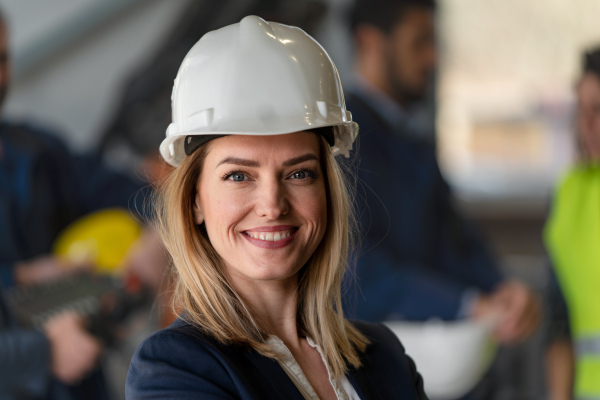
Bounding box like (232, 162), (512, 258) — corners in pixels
(53, 208), (142, 274)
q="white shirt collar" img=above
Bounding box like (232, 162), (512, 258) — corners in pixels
(267, 335), (361, 400)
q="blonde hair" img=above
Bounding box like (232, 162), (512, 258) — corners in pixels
(154, 134), (369, 378)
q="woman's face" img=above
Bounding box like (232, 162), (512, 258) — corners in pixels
(194, 131), (327, 288)
(577, 73), (600, 161)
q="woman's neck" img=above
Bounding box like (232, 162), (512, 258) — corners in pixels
(231, 275), (301, 344)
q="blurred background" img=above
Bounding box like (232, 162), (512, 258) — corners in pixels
(3, 0), (597, 202)
(1, 0), (599, 398)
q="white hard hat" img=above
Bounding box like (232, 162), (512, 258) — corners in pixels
(385, 318), (498, 400)
(160, 15), (358, 167)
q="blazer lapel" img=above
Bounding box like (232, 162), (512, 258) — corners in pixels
(243, 350), (306, 400)
(348, 366), (380, 400)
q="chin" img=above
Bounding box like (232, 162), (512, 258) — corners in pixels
(230, 260), (302, 283)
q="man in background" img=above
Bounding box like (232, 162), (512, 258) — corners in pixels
(0, 21), (145, 289)
(345, 0), (540, 344)
(0, 9), (148, 399)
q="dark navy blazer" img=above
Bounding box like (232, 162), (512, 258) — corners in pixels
(344, 90), (503, 322)
(126, 318), (427, 399)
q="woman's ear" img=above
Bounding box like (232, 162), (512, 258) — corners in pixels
(194, 196), (204, 224)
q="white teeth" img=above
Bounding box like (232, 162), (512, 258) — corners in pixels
(247, 230), (293, 241)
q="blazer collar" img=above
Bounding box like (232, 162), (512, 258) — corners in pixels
(347, 362), (380, 400)
(243, 350), (307, 400)
(243, 344), (382, 400)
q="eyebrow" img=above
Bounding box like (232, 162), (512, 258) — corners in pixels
(216, 153), (319, 168)
(282, 153), (319, 167)
(217, 157), (259, 168)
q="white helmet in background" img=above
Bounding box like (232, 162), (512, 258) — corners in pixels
(161, 15), (357, 167)
(385, 318), (498, 400)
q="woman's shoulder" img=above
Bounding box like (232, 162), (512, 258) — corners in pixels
(136, 317), (215, 353)
(350, 319), (412, 365)
(130, 317), (242, 373)
(126, 318), (237, 399)
(351, 320), (406, 349)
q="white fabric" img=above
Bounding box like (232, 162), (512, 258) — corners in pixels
(267, 336), (361, 400)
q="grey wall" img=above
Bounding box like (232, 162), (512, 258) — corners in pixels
(0, 0), (192, 150)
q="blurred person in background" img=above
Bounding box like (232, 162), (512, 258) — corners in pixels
(346, 0), (540, 341)
(0, 8), (156, 399)
(0, 293), (102, 400)
(345, 3), (544, 396)
(544, 46), (600, 400)
(0, 12), (148, 290)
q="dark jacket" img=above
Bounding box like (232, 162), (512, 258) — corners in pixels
(344, 90), (503, 322)
(0, 288), (51, 399)
(126, 318), (427, 399)
(0, 121), (141, 399)
(0, 121), (147, 287)
(0, 286), (109, 400)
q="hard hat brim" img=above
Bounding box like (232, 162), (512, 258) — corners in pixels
(160, 121), (358, 167)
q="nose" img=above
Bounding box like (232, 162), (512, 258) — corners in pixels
(254, 178), (289, 220)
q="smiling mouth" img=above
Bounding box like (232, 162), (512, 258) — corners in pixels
(244, 229), (297, 242)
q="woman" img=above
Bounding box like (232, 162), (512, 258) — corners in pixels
(126, 16), (426, 399)
(544, 46), (600, 399)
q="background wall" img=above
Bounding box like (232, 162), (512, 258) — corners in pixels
(438, 0), (600, 201)
(0, 0), (192, 150)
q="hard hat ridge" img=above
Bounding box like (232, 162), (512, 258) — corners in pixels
(160, 15), (358, 166)
(239, 14), (277, 44)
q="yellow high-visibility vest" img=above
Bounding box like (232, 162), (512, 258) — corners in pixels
(545, 164), (600, 398)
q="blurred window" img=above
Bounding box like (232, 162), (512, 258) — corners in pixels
(437, 0), (600, 201)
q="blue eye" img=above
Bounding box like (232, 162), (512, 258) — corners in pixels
(292, 171), (307, 179)
(228, 173), (246, 181)
(290, 169), (318, 180)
